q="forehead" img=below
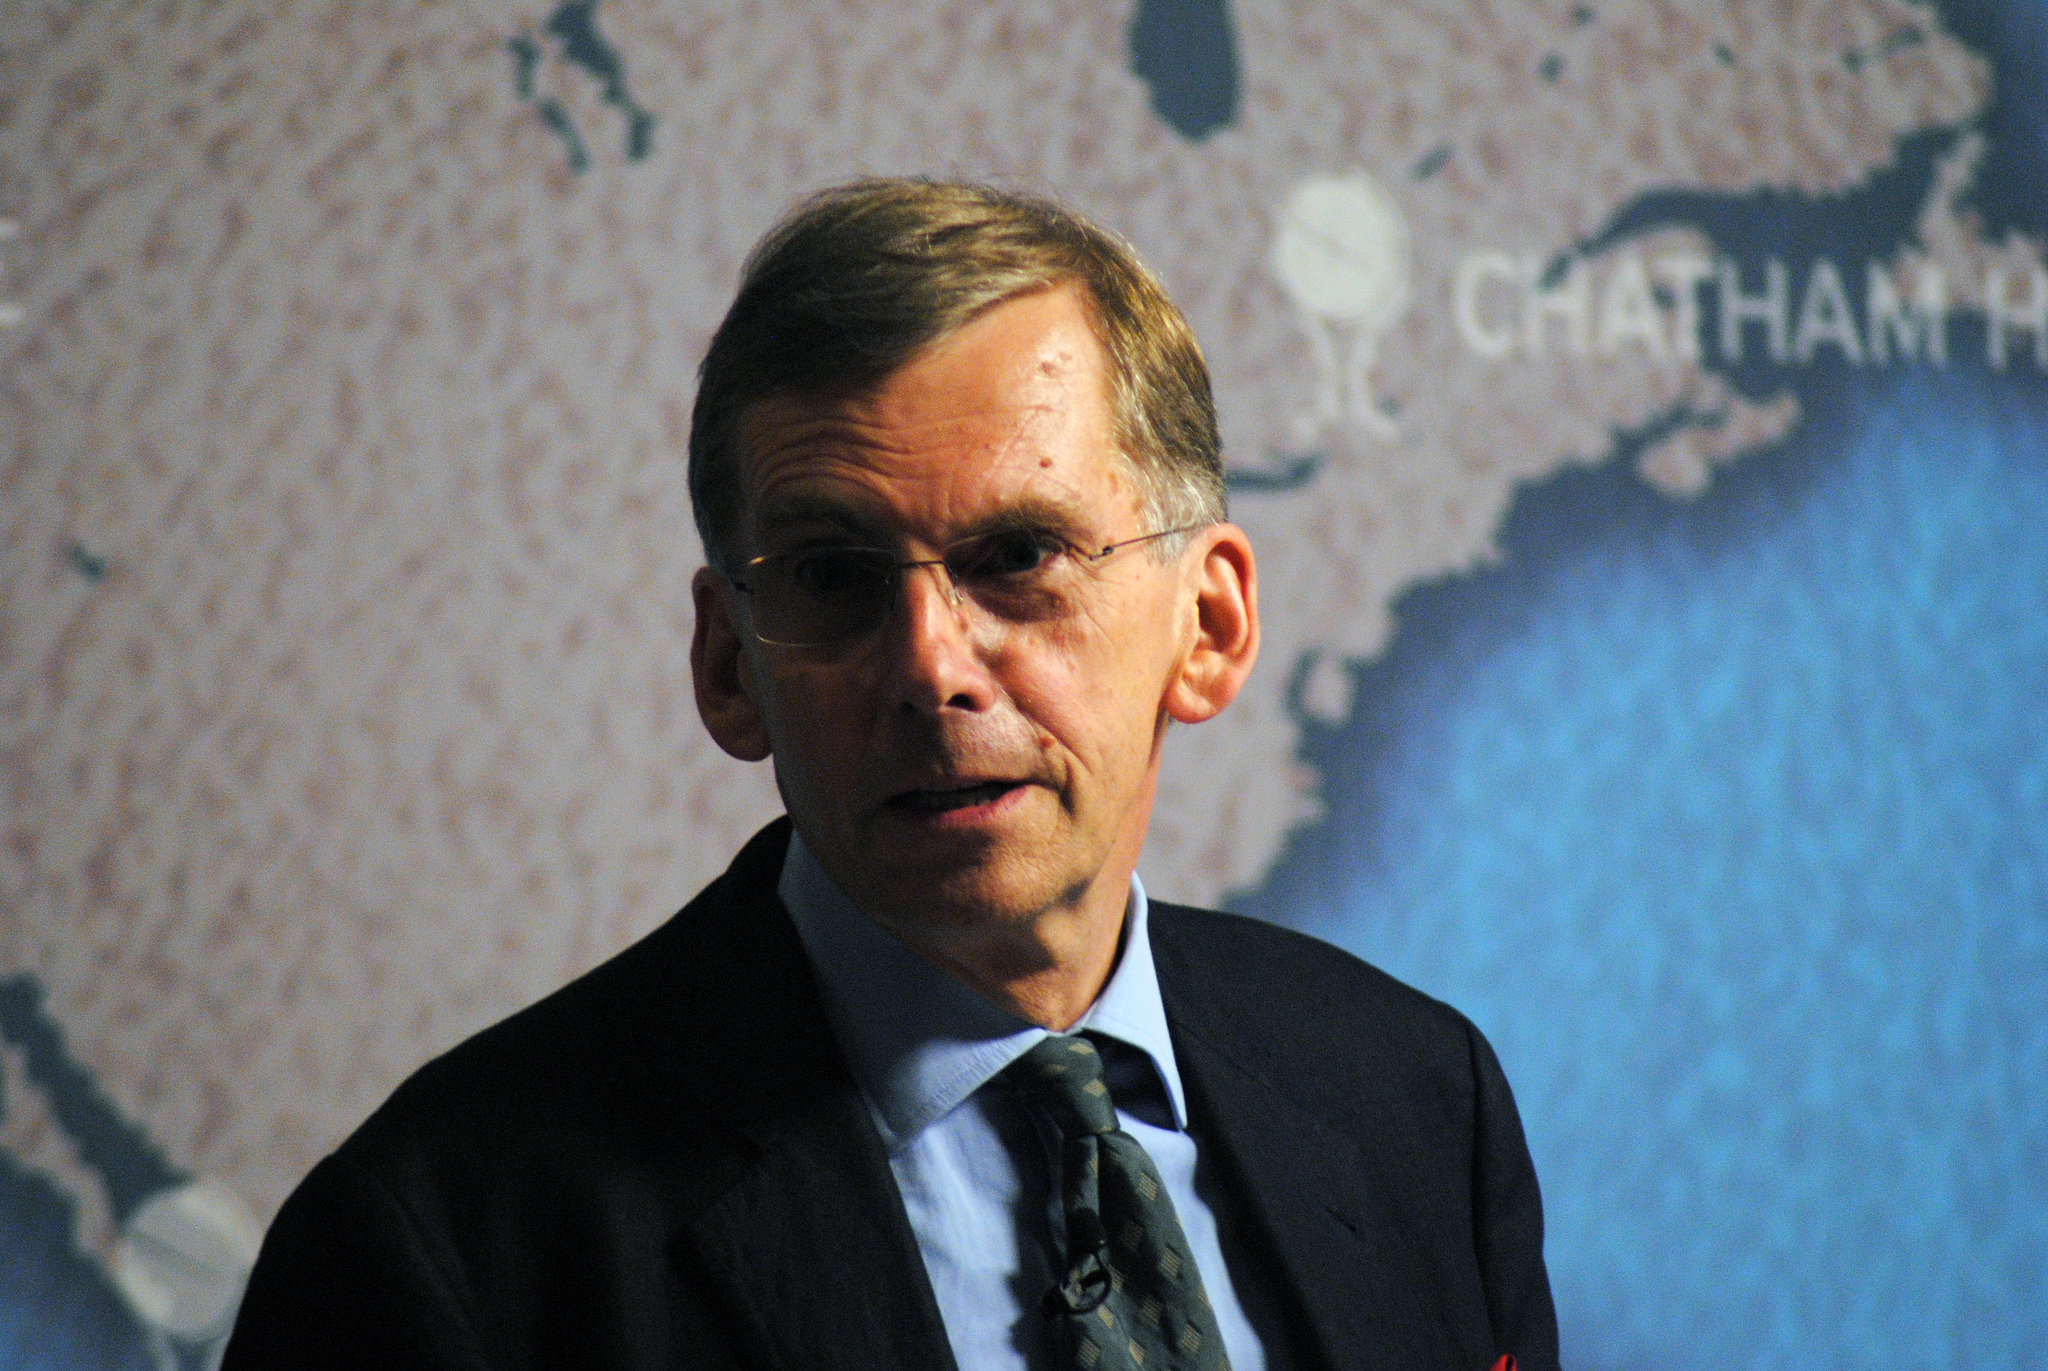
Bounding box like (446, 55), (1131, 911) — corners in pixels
(733, 285), (1141, 541)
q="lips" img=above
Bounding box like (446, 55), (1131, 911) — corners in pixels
(887, 780), (1026, 815)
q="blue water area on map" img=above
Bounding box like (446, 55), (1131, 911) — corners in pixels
(0, 978), (185, 1224)
(6, 3), (2046, 1367)
(507, 1), (655, 173)
(1225, 450), (1324, 492)
(1235, 11), (2048, 1361)
(0, 977), (179, 1369)
(1241, 368), (2048, 1368)
(0, 1151), (146, 1370)
(1929, 0), (2048, 245)
(1127, 0), (1240, 141)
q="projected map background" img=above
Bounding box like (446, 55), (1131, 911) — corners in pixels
(2, 2), (2043, 1366)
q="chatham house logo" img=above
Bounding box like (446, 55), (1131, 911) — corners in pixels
(1268, 172), (1414, 445)
(1265, 168), (2048, 447)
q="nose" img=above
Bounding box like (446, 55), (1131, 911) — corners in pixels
(882, 559), (1000, 715)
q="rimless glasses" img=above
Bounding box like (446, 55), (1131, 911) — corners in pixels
(727, 524), (1198, 649)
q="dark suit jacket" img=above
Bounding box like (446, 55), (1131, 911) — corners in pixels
(223, 820), (1557, 1371)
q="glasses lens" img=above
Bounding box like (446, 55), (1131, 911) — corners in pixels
(742, 526), (1144, 646)
(945, 529), (1073, 621)
(947, 528), (1061, 579)
(751, 547), (897, 645)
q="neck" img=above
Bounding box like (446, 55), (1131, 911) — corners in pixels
(875, 871), (1133, 1030)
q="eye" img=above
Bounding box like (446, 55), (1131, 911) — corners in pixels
(950, 528), (1067, 582)
(784, 547), (893, 597)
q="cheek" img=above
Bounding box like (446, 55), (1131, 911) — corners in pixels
(1010, 628), (1174, 777)
(759, 665), (870, 781)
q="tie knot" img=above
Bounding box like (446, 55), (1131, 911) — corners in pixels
(1004, 1034), (1119, 1136)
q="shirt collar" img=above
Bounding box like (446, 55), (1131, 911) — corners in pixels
(778, 830), (1189, 1152)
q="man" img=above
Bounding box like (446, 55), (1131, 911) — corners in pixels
(224, 180), (1557, 1371)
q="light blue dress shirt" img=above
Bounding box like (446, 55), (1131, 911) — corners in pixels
(779, 833), (1268, 1371)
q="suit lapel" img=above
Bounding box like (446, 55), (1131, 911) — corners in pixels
(1154, 913), (1448, 1371)
(1172, 1026), (1442, 1371)
(685, 1082), (958, 1371)
(670, 822), (959, 1371)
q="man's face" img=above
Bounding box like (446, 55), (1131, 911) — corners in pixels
(693, 285), (1211, 938)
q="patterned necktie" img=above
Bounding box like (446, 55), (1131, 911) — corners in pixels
(1003, 1035), (1233, 1371)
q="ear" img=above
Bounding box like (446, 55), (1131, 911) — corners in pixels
(1164, 523), (1260, 725)
(691, 567), (774, 762)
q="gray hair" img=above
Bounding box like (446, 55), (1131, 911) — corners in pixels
(688, 178), (1225, 571)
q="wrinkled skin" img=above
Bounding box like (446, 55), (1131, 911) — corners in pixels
(691, 285), (1259, 1027)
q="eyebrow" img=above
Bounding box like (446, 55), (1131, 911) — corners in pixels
(751, 490), (1102, 547)
(750, 493), (884, 541)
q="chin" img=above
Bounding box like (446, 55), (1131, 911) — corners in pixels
(864, 852), (1071, 933)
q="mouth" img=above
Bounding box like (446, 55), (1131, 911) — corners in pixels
(886, 779), (1028, 816)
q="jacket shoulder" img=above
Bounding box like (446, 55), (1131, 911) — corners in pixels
(1149, 904), (1556, 1371)
(1147, 902), (1488, 1133)
(334, 821), (811, 1195)
(1149, 902), (1471, 1039)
